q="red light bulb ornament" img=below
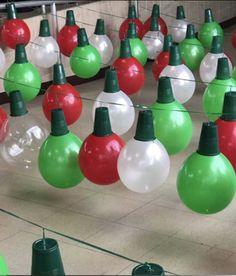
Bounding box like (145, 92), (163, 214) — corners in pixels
(177, 122), (236, 214)
(70, 28), (101, 78)
(4, 44), (41, 102)
(198, 9), (223, 49)
(119, 5), (143, 40)
(112, 39), (145, 95)
(0, 107), (8, 142)
(42, 63), (83, 125)
(2, 3), (30, 49)
(142, 16), (164, 60)
(79, 107), (125, 185)
(160, 44), (196, 104)
(203, 57), (236, 121)
(216, 92), (236, 171)
(152, 34), (173, 80)
(57, 10), (79, 57)
(142, 4), (168, 37)
(179, 24), (205, 71)
(150, 77), (192, 155)
(200, 36), (233, 85)
(38, 108), (84, 188)
(118, 110), (170, 193)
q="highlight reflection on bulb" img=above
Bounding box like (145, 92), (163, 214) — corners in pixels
(169, 19), (189, 43)
(142, 31), (164, 60)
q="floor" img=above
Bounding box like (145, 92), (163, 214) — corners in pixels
(0, 26), (236, 275)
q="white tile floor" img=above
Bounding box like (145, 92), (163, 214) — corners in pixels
(0, 26), (236, 275)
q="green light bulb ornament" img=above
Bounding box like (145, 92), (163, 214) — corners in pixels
(203, 57), (236, 121)
(180, 24), (205, 71)
(177, 121), (236, 214)
(0, 256), (8, 276)
(70, 28), (102, 78)
(198, 8), (223, 49)
(38, 108), (84, 188)
(150, 77), (192, 155)
(4, 44), (41, 102)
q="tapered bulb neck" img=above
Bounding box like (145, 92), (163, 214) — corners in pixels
(150, 16), (159, 31)
(51, 109), (69, 136)
(157, 77), (174, 103)
(210, 36), (223, 54)
(15, 43), (28, 64)
(53, 63), (67, 84)
(128, 5), (137, 19)
(169, 44), (182, 65)
(39, 19), (51, 37)
(134, 110), (155, 141)
(119, 39), (132, 58)
(163, 35), (173, 52)
(221, 92), (236, 121)
(9, 90), (28, 117)
(77, 28), (89, 47)
(103, 68), (120, 93)
(151, 4), (160, 18)
(94, 19), (105, 35)
(127, 22), (137, 38)
(176, 6), (185, 19)
(93, 107), (112, 136)
(66, 10), (76, 26)
(185, 24), (195, 39)
(205, 8), (214, 23)
(6, 3), (17, 20)
(216, 57), (230, 80)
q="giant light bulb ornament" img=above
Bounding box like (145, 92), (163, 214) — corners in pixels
(203, 57), (236, 121)
(179, 24), (205, 71)
(142, 16), (164, 60)
(177, 122), (236, 214)
(4, 43), (41, 102)
(92, 68), (135, 135)
(42, 63), (83, 125)
(79, 107), (125, 185)
(150, 77), (192, 155)
(0, 47), (6, 72)
(1, 3), (30, 49)
(89, 19), (113, 66)
(112, 39), (145, 95)
(198, 8), (223, 49)
(70, 28), (101, 78)
(118, 110), (170, 193)
(0, 90), (48, 172)
(30, 19), (59, 68)
(199, 36), (233, 85)
(57, 10), (79, 57)
(160, 44), (196, 104)
(169, 6), (189, 43)
(216, 92), (236, 171)
(142, 4), (168, 36)
(152, 34), (173, 80)
(38, 108), (84, 188)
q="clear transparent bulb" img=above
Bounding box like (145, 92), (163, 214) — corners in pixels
(89, 34), (114, 66)
(169, 19), (189, 43)
(160, 64), (196, 104)
(142, 31), (164, 60)
(29, 36), (60, 68)
(0, 48), (6, 72)
(92, 90), (135, 135)
(200, 53), (233, 85)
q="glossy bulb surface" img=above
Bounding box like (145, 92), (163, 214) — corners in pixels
(142, 31), (164, 60)
(129, 38), (148, 66)
(169, 19), (189, 43)
(152, 51), (170, 80)
(198, 22), (223, 49)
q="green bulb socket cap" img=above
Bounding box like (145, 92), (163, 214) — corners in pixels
(176, 6), (185, 20)
(94, 18), (105, 35)
(150, 16), (159, 31)
(205, 8), (214, 23)
(77, 28), (89, 47)
(157, 77), (174, 103)
(163, 35), (173, 52)
(197, 122), (220, 156)
(186, 24), (195, 39)
(9, 90), (28, 117)
(132, 263), (165, 276)
(128, 5), (137, 19)
(134, 110), (155, 142)
(66, 10), (76, 26)
(169, 44), (182, 66)
(15, 43), (28, 64)
(39, 19), (51, 37)
(216, 57), (230, 80)
(53, 63), (67, 85)
(104, 68), (120, 93)
(93, 107), (112, 136)
(31, 238), (65, 276)
(6, 2), (17, 20)
(221, 92), (236, 121)
(127, 22), (137, 39)
(119, 39), (132, 58)
(51, 109), (69, 136)
(210, 36), (223, 54)
(151, 4), (160, 18)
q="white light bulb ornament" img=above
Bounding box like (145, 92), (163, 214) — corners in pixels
(142, 16), (164, 60)
(92, 68), (135, 135)
(89, 19), (114, 66)
(0, 47), (6, 72)
(118, 109), (170, 193)
(200, 35), (233, 85)
(160, 44), (196, 104)
(0, 90), (48, 172)
(30, 19), (59, 68)
(169, 6), (189, 43)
